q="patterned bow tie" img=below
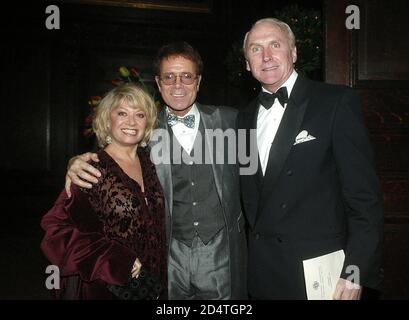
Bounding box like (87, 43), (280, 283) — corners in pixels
(167, 113), (195, 129)
(258, 87), (289, 109)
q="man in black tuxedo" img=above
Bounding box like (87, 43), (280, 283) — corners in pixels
(238, 18), (383, 300)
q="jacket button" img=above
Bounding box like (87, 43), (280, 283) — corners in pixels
(281, 203), (287, 209)
(287, 170), (293, 176)
(255, 233), (260, 240)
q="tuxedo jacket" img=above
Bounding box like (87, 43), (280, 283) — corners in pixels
(238, 75), (383, 299)
(149, 103), (247, 299)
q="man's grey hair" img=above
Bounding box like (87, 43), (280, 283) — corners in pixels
(242, 18), (296, 57)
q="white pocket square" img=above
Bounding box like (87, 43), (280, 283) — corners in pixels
(294, 130), (316, 145)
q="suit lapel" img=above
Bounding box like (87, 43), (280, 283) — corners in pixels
(149, 109), (173, 216)
(240, 98), (263, 227)
(257, 76), (310, 220)
(253, 106), (265, 190)
(198, 103), (224, 203)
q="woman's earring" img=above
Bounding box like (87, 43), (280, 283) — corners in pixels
(105, 135), (112, 145)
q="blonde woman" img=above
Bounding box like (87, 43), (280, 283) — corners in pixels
(41, 83), (167, 299)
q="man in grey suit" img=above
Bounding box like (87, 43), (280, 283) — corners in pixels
(65, 42), (247, 299)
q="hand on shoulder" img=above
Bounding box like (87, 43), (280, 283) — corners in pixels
(65, 152), (101, 197)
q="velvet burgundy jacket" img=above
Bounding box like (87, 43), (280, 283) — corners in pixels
(41, 148), (167, 299)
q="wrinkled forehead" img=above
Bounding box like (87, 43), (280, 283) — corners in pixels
(247, 22), (288, 44)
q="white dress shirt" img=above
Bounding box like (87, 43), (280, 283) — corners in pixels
(167, 104), (200, 154)
(257, 70), (298, 175)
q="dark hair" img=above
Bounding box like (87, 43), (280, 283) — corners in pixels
(153, 41), (203, 76)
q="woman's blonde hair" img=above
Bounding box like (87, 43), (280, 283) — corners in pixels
(93, 83), (158, 148)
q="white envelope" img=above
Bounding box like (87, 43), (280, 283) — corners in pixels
(302, 249), (345, 300)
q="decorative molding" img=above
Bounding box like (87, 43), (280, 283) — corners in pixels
(64, 0), (212, 13)
(351, 0), (409, 88)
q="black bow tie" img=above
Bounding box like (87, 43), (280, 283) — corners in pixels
(258, 87), (289, 109)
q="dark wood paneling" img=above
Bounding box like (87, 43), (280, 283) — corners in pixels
(2, 44), (51, 172)
(383, 224), (409, 299)
(325, 0), (409, 299)
(324, 0), (350, 85)
(1, 2), (231, 186)
(356, 0), (409, 83)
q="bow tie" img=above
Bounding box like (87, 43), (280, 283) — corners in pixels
(258, 87), (289, 109)
(167, 113), (195, 129)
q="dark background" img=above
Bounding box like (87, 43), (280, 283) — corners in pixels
(0, 0), (408, 299)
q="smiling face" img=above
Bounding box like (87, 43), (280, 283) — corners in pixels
(245, 21), (297, 93)
(155, 55), (202, 117)
(109, 101), (147, 147)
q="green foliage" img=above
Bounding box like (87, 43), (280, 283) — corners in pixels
(274, 4), (322, 75)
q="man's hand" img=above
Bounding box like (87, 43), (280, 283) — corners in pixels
(333, 278), (362, 300)
(131, 258), (142, 278)
(65, 152), (101, 197)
